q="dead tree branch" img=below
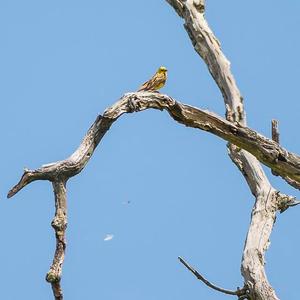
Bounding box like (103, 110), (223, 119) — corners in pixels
(271, 120), (279, 177)
(178, 257), (249, 298)
(271, 120), (280, 145)
(271, 120), (300, 190)
(8, 1), (300, 299)
(45, 181), (67, 300)
(8, 91), (300, 299)
(166, 0), (299, 299)
(8, 93), (300, 200)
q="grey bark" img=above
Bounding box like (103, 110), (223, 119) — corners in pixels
(46, 181), (67, 300)
(165, 0), (298, 299)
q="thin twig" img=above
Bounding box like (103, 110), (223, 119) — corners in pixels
(178, 257), (248, 297)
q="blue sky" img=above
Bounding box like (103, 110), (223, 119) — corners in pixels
(1, 1), (300, 299)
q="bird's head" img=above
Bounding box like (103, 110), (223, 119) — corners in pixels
(158, 66), (167, 73)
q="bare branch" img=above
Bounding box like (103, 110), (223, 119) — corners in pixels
(271, 120), (280, 176)
(178, 257), (248, 297)
(271, 120), (279, 144)
(7, 114), (113, 198)
(165, 1), (298, 299)
(46, 181), (68, 300)
(7, 2), (297, 299)
(270, 120), (300, 190)
(8, 88), (299, 299)
(167, 0), (245, 124)
(7, 168), (50, 198)
(8, 93), (300, 200)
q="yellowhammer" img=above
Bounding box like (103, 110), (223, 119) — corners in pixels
(138, 66), (167, 92)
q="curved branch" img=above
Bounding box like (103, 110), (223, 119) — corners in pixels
(178, 257), (248, 297)
(8, 92), (300, 200)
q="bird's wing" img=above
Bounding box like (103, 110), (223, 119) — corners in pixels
(138, 73), (165, 91)
(138, 76), (155, 91)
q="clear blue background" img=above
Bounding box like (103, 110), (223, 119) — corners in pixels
(1, 1), (300, 299)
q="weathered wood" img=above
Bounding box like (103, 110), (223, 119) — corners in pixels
(271, 120), (279, 176)
(8, 92), (300, 199)
(8, 87), (299, 300)
(270, 120), (300, 189)
(46, 181), (67, 300)
(165, 1), (297, 299)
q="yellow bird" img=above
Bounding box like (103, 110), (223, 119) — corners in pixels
(138, 66), (167, 92)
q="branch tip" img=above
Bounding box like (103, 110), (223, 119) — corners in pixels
(7, 169), (41, 199)
(271, 119), (280, 177)
(271, 119), (279, 144)
(280, 197), (300, 213)
(178, 256), (247, 296)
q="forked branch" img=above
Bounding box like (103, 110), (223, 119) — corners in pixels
(8, 2), (300, 299)
(8, 92), (299, 299)
(165, 0), (299, 299)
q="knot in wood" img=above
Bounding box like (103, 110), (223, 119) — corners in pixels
(46, 270), (61, 283)
(277, 151), (287, 162)
(203, 122), (212, 130)
(225, 104), (234, 122)
(237, 285), (251, 300)
(193, 0), (205, 13)
(127, 95), (140, 112)
(51, 211), (67, 231)
(229, 125), (238, 135)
